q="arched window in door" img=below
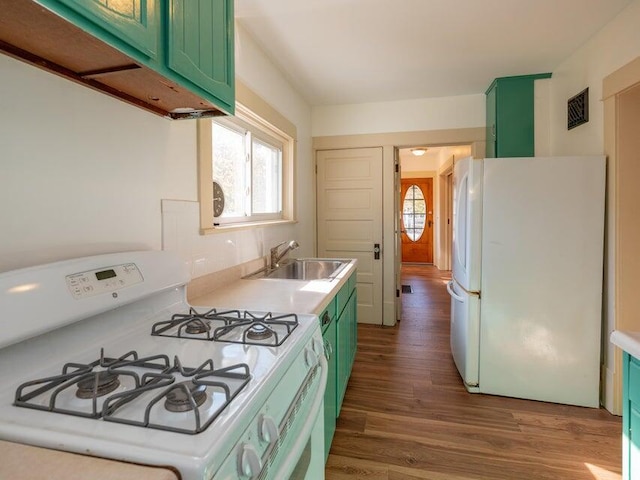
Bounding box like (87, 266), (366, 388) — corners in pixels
(403, 184), (426, 241)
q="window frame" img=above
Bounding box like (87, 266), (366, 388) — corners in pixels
(197, 85), (296, 234)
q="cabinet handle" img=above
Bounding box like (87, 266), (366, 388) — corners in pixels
(321, 311), (331, 326)
(491, 124), (496, 139)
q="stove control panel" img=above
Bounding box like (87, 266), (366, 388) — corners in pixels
(65, 263), (143, 299)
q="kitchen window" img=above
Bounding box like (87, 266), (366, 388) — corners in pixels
(198, 84), (296, 233)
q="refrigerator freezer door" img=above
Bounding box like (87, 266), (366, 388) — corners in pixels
(478, 156), (605, 407)
(452, 157), (483, 292)
(447, 278), (480, 391)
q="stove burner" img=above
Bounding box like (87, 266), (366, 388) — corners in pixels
(246, 324), (274, 341)
(164, 381), (207, 412)
(184, 319), (210, 335)
(76, 371), (121, 399)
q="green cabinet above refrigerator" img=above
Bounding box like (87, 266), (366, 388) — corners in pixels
(485, 73), (551, 158)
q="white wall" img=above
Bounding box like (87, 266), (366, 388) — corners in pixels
(549, 0), (640, 156)
(312, 94), (485, 137)
(545, 0), (640, 413)
(0, 24), (313, 278)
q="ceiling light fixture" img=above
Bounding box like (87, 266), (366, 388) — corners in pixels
(411, 148), (427, 156)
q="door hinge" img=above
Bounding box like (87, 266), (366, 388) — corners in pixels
(396, 288), (400, 298)
(395, 163), (399, 173)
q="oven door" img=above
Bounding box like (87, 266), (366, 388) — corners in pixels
(271, 354), (327, 480)
(214, 345), (327, 480)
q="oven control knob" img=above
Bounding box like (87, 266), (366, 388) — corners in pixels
(304, 347), (318, 367)
(311, 338), (323, 356)
(259, 414), (279, 446)
(237, 443), (262, 478)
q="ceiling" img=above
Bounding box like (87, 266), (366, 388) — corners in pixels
(235, 0), (632, 106)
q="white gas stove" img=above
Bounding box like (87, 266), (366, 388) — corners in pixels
(0, 251), (327, 480)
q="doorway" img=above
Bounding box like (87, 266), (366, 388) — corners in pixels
(400, 177), (433, 263)
(603, 57), (640, 414)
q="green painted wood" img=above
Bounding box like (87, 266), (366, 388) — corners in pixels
(42, 0), (159, 59)
(337, 275), (357, 416)
(323, 316), (337, 461)
(336, 300), (350, 414)
(167, 0), (234, 114)
(624, 353), (631, 480)
(348, 288), (357, 369)
(337, 281), (350, 317)
(485, 82), (497, 158)
(485, 74), (551, 158)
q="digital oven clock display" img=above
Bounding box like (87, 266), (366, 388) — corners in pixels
(95, 269), (117, 281)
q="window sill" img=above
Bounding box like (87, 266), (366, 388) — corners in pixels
(200, 219), (297, 235)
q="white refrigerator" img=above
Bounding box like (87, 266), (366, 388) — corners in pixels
(446, 156), (605, 408)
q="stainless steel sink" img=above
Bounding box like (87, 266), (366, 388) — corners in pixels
(246, 258), (349, 281)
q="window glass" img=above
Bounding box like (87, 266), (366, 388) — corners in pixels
(211, 119), (283, 223)
(403, 184), (427, 241)
(212, 123), (246, 218)
(252, 138), (282, 214)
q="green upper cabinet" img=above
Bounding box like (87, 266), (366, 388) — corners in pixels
(39, 0), (159, 61)
(6, 1), (234, 117)
(167, 0), (234, 114)
(485, 73), (551, 158)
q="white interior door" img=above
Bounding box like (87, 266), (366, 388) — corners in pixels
(316, 147), (383, 325)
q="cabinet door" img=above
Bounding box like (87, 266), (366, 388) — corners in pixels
(337, 302), (351, 414)
(495, 78), (535, 157)
(47, 0), (159, 59)
(323, 320), (337, 461)
(485, 83), (497, 158)
(349, 289), (358, 369)
(167, 0), (234, 113)
(630, 404), (640, 480)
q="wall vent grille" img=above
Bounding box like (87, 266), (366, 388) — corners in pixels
(568, 88), (589, 130)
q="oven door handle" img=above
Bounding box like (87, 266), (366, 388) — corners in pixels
(271, 353), (328, 479)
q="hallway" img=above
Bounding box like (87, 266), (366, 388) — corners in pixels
(325, 265), (621, 480)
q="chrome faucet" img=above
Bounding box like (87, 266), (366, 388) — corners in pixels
(270, 240), (299, 269)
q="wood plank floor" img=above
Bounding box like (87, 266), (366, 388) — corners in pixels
(325, 265), (622, 480)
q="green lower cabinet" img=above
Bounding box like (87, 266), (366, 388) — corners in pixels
(336, 299), (351, 414)
(630, 405), (640, 479)
(624, 353), (640, 480)
(322, 317), (337, 461)
(322, 270), (358, 463)
(348, 289), (357, 370)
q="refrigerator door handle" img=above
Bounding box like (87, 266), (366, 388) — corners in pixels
(446, 280), (465, 302)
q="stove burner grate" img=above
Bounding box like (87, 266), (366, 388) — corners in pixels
(14, 350), (251, 433)
(151, 308), (299, 347)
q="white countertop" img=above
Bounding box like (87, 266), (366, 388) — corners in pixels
(190, 260), (357, 315)
(610, 330), (640, 359)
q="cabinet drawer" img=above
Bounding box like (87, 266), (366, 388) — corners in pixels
(630, 356), (640, 405)
(320, 297), (336, 333)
